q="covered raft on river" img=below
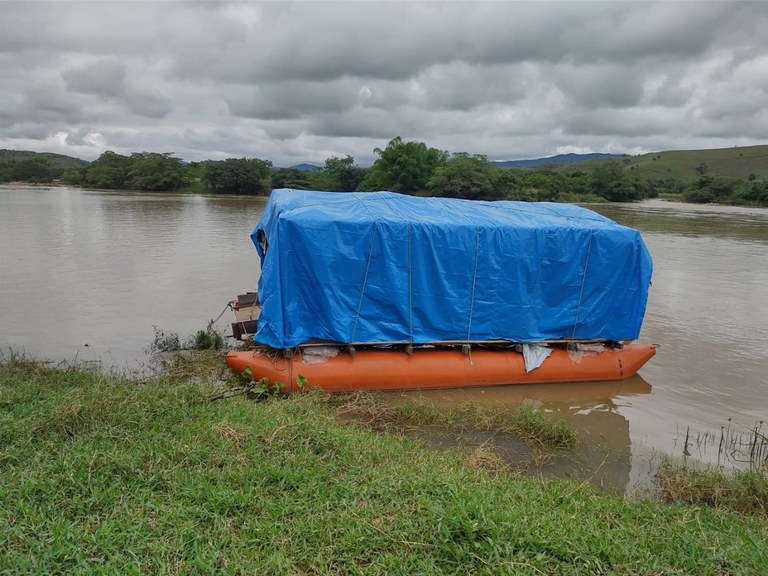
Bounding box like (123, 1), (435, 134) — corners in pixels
(226, 189), (655, 391)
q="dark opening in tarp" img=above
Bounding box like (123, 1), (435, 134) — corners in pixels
(251, 190), (652, 349)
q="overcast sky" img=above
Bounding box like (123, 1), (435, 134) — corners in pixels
(1, 1), (767, 166)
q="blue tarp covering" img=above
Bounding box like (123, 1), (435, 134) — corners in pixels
(251, 189), (652, 349)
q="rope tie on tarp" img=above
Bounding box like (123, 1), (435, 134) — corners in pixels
(571, 230), (594, 340)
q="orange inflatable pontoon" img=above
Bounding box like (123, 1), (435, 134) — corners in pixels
(225, 343), (656, 393)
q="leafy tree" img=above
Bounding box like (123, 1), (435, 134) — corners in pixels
(182, 162), (208, 192)
(84, 151), (131, 189)
(358, 137), (447, 193)
(127, 152), (185, 191)
(427, 153), (502, 200)
(492, 168), (520, 198)
(544, 172), (591, 201)
(494, 170), (588, 202)
(683, 174), (742, 204)
(271, 167), (311, 190)
(61, 168), (86, 186)
(648, 178), (683, 196)
(316, 155), (367, 192)
(588, 161), (649, 201)
(204, 157), (273, 194)
(744, 178), (768, 205)
(0, 158), (53, 183)
(511, 171), (556, 201)
(16, 158), (53, 182)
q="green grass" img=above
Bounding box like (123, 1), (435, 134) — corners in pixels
(563, 145), (768, 185)
(2, 356), (768, 574)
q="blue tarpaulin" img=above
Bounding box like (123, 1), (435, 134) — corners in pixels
(251, 189), (652, 349)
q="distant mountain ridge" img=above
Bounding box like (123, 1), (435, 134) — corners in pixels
(289, 163), (321, 171)
(492, 153), (627, 168)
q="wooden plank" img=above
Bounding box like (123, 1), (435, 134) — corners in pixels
(231, 293), (259, 340)
(236, 292), (259, 307)
(234, 304), (260, 323)
(232, 320), (258, 341)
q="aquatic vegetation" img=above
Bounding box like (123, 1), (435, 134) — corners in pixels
(149, 324), (226, 354)
(658, 458), (768, 516)
(658, 421), (768, 515)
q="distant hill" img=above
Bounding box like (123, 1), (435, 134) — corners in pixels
(492, 153), (627, 168)
(289, 163), (321, 172)
(0, 149), (89, 170)
(557, 145), (768, 183)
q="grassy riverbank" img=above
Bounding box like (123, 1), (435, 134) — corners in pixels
(2, 355), (767, 574)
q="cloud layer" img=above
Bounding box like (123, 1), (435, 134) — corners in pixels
(2, 1), (767, 165)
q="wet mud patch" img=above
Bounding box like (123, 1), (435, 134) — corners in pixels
(330, 387), (643, 495)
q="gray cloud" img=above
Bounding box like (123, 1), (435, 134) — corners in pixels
(62, 60), (127, 98)
(562, 108), (681, 138)
(62, 59), (172, 119)
(549, 63), (647, 109)
(123, 91), (172, 119)
(226, 78), (361, 120)
(307, 109), (405, 140)
(0, 1), (767, 164)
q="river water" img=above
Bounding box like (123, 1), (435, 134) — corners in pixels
(0, 186), (267, 366)
(2, 186), (766, 491)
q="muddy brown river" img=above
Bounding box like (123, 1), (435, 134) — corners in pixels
(2, 187), (766, 491)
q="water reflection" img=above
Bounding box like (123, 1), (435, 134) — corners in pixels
(385, 376), (652, 494)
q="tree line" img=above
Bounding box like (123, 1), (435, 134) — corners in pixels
(2, 138), (766, 206)
(0, 157), (66, 184)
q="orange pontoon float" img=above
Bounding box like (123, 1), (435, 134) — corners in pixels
(225, 343), (656, 393)
(228, 190), (656, 391)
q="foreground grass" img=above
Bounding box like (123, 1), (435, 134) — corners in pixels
(2, 358), (767, 574)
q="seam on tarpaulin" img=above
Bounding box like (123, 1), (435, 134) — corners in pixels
(466, 226), (480, 342)
(350, 193), (379, 343)
(441, 196), (481, 344)
(527, 230), (546, 338)
(571, 230), (594, 340)
(408, 222), (413, 342)
(375, 192), (414, 343)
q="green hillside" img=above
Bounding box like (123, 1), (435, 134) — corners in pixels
(560, 145), (768, 183)
(0, 149), (89, 170)
(0, 150), (90, 184)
